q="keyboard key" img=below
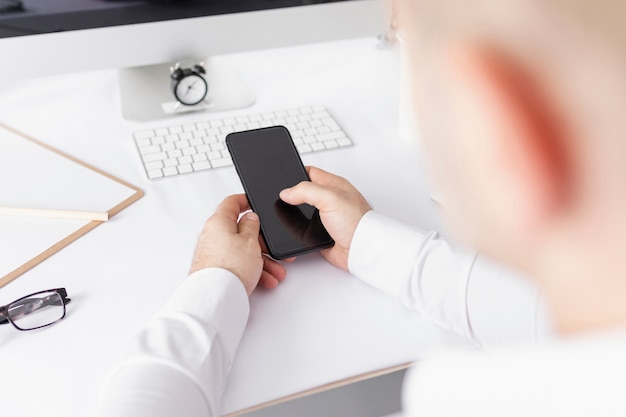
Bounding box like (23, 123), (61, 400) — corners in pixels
(310, 142), (325, 151)
(139, 145), (161, 155)
(193, 160), (212, 171)
(145, 161), (164, 170)
(297, 144), (312, 153)
(147, 169), (163, 179)
(134, 130), (155, 140)
(178, 164), (193, 174)
(179, 132), (193, 141)
(207, 151), (221, 160)
(338, 137), (352, 147)
(163, 158), (178, 167)
(168, 149), (182, 158)
(136, 138), (151, 147)
(178, 155), (193, 165)
(192, 131), (206, 140)
(175, 140), (189, 149)
(163, 166), (179, 177)
(316, 131), (344, 142)
(323, 140), (339, 149)
(212, 157), (232, 168)
(142, 152), (167, 162)
(193, 153), (207, 162)
(220, 126), (235, 135)
(197, 144), (211, 153)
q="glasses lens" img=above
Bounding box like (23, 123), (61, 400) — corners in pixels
(8, 291), (65, 330)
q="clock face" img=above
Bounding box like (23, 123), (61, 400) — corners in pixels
(174, 74), (208, 105)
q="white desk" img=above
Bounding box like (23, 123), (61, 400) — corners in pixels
(0, 37), (469, 417)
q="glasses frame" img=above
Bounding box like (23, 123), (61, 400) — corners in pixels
(0, 288), (71, 331)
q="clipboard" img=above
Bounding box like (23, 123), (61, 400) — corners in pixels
(0, 122), (143, 288)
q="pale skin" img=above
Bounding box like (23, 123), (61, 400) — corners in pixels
(190, 194), (289, 295)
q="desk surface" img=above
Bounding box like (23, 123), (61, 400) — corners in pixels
(0, 37), (468, 417)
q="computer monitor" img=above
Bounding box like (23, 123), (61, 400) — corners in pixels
(0, 0), (384, 120)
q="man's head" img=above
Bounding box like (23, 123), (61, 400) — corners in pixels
(399, 0), (626, 333)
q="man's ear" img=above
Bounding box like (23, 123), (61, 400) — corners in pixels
(442, 45), (571, 250)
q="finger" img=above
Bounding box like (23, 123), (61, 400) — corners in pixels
(258, 271), (280, 289)
(209, 194), (250, 234)
(238, 211), (260, 238)
(258, 238), (295, 264)
(279, 180), (334, 209)
(214, 194), (251, 223)
(263, 256), (288, 282)
(304, 166), (337, 186)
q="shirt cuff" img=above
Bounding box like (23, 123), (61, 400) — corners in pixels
(160, 267), (250, 358)
(348, 210), (428, 299)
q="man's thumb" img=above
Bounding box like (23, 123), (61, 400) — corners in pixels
(238, 211), (260, 236)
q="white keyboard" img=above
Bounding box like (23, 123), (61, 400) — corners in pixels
(133, 105), (352, 179)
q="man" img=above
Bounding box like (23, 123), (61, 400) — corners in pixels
(95, 0), (626, 415)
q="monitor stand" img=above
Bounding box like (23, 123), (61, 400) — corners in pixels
(118, 56), (256, 122)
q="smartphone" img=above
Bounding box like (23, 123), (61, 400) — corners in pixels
(226, 126), (334, 259)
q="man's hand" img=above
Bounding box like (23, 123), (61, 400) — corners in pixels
(279, 166), (372, 271)
(190, 194), (287, 295)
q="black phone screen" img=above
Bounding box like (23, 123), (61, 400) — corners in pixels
(226, 126), (334, 259)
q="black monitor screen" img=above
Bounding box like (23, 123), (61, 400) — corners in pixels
(0, 0), (352, 38)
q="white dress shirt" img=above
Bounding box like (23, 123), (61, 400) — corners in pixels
(348, 211), (552, 348)
(94, 268), (249, 417)
(350, 212), (626, 417)
(94, 210), (626, 417)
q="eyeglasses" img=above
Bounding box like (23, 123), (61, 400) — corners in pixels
(0, 288), (71, 331)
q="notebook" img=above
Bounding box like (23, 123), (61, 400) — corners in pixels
(0, 122), (143, 287)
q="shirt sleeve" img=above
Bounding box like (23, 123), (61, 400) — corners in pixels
(348, 210), (553, 347)
(93, 268), (250, 417)
(402, 331), (626, 417)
